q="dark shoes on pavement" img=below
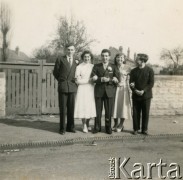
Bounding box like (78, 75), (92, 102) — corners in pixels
(141, 131), (148, 135)
(59, 130), (65, 135)
(59, 128), (76, 135)
(105, 126), (112, 134)
(106, 128), (112, 134)
(93, 127), (112, 134)
(66, 129), (76, 133)
(93, 128), (101, 134)
(132, 131), (138, 135)
(93, 129), (99, 134)
(132, 130), (149, 135)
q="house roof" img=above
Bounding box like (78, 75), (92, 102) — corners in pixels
(0, 48), (30, 62)
(109, 46), (134, 63)
(92, 46), (135, 66)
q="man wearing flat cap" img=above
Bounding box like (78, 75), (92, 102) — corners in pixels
(129, 53), (154, 135)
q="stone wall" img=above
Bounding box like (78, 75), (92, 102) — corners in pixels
(150, 75), (183, 116)
(0, 72), (6, 116)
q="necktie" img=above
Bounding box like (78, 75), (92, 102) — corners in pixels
(69, 58), (72, 67)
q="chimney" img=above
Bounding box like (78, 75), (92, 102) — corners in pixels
(127, 47), (130, 59)
(134, 53), (136, 61)
(15, 46), (19, 55)
(119, 46), (123, 53)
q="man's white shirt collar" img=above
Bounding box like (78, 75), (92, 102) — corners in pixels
(67, 56), (73, 60)
(103, 63), (109, 70)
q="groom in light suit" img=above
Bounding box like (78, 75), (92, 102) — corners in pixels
(91, 49), (118, 134)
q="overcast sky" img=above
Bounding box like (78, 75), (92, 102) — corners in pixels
(3, 0), (183, 65)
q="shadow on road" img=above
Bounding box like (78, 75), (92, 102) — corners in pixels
(0, 117), (133, 134)
(0, 118), (60, 133)
(0, 118), (84, 133)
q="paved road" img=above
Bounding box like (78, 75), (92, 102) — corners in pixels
(0, 139), (183, 180)
(1, 115), (183, 145)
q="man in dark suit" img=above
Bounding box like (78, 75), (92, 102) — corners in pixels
(129, 53), (154, 135)
(91, 49), (118, 134)
(53, 44), (78, 135)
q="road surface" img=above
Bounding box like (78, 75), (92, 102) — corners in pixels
(0, 138), (183, 179)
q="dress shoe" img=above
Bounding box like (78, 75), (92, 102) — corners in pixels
(132, 131), (138, 135)
(87, 126), (92, 131)
(141, 131), (148, 135)
(83, 124), (88, 133)
(93, 129), (99, 134)
(106, 128), (112, 134)
(116, 125), (124, 132)
(66, 129), (76, 133)
(59, 130), (65, 135)
(112, 125), (118, 131)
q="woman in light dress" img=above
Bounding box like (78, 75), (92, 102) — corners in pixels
(74, 50), (96, 133)
(113, 53), (132, 132)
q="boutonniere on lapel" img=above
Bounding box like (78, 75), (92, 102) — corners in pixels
(75, 60), (79, 64)
(105, 66), (113, 80)
(107, 66), (112, 72)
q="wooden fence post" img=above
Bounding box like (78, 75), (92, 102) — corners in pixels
(37, 60), (46, 114)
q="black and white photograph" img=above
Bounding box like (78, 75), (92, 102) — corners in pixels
(0, 0), (183, 179)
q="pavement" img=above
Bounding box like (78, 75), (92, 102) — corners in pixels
(0, 115), (183, 150)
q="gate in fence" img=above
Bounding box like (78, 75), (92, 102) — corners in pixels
(0, 60), (59, 115)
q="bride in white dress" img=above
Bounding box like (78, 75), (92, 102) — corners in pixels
(74, 51), (96, 133)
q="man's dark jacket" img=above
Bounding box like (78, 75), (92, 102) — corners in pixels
(91, 63), (117, 98)
(53, 55), (77, 93)
(129, 65), (154, 100)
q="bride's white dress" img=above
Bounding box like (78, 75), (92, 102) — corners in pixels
(74, 62), (96, 119)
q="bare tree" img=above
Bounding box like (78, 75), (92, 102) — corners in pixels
(33, 16), (96, 61)
(160, 47), (183, 69)
(0, 2), (11, 61)
(51, 16), (96, 54)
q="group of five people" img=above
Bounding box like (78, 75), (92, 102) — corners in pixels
(53, 44), (154, 135)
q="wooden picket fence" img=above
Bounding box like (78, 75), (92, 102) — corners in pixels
(0, 60), (59, 115)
